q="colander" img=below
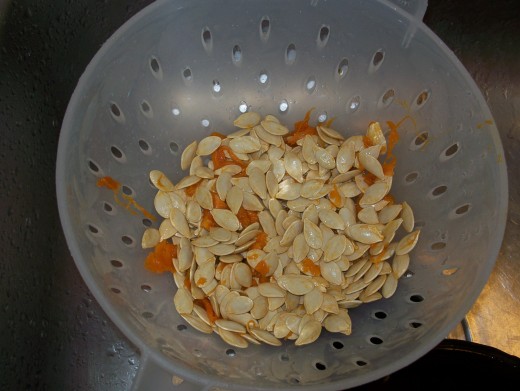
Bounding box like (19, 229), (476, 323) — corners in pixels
(55, 0), (508, 389)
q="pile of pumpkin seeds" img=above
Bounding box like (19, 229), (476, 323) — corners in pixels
(141, 111), (420, 348)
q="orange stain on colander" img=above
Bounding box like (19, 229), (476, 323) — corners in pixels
(97, 176), (120, 190)
(144, 240), (177, 274)
(284, 108), (318, 146)
(476, 119), (494, 129)
(96, 176), (156, 221)
(381, 120), (401, 177)
(301, 258), (321, 277)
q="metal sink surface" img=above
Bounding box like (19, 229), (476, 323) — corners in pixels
(1, 0), (519, 389)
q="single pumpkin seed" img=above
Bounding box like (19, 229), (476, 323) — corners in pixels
(295, 319), (321, 346)
(141, 228), (160, 249)
(304, 218), (323, 249)
(229, 136), (262, 154)
(196, 136), (222, 156)
(249, 167), (267, 199)
(348, 224), (383, 244)
(261, 120), (290, 136)
(234, 111), (261, 128)
(277, 274), (315, 295)
(211, 209), (240, 231)
(176, 175), (202, 190)
(401, 201), (415, 232)
(284, 151), (304, 183)
(170, 208), (192, 238)
(173, 288), (194, 315)
(181, 141), (198, 170)
(217, 328), (248, 348)
(396, 230), (421, 255)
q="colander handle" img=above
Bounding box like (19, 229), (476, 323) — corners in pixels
(131, 352), (208, 391)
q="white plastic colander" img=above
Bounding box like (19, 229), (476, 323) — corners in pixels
(56, 0), (508, 390)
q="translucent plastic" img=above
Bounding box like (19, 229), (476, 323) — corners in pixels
(56, 0), (508, 389)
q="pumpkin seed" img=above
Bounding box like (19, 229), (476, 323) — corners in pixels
(279, 220), (303, 247)
(234, 111), (261, 128)
(304, 287), (324, 314)
(358, 151), (384, 179)
(314, 147), (336, 169)
(284, 151), (304, 183)
(174, 288), (193, 315)
(304, 218), (323, 249)
(181, 141), (198, 170)
(254, 124), (284, 146)
(176, 175), (201, 190)
(358, 206), (379, 224)
(379, 204), (403, 224)
(159, 219), (177, 241)
(196, 136), (222, 156)
(277, 274), (315, 295)
(396, 230), (421, 255)
(323, 314), (351, 334)
(401, 201), (415, 232)
(261, 120), (290, 136)
(149, 170), (175, 192)
(276, 179), (302, 201)
(211, 209), (240, 232)
(141, 228), (160, 249)
(336, 143), (355, 173)
(258, 282), (285, 298)
(217, 328), (248, 348)
(249, 328), (282, 346)
(392, 253), (410, 279)
(324, 235), (348, 262)
(319, 209), (345, 230)
(170, 208), (192, 238)
(348, 224), (383, 244)
(366, 121), (387, 151)
(295, 319), (321, 346)
(248, 167), (267, 199)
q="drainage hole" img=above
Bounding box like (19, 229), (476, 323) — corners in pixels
(315, 362), (327, 371)
(373, 311), (387, 320)
(409, 294), (424, 303)
(369, 336), (383, 345)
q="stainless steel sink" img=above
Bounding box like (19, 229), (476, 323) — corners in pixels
(1, 0), (519, 389)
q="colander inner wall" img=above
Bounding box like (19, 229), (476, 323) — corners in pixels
(56, 0), (507, 389)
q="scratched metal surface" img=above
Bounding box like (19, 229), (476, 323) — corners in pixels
(0, 0), (518, 390)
